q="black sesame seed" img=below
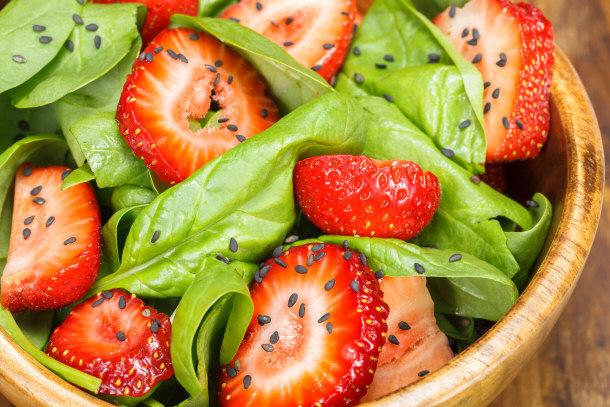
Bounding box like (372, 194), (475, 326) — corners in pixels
(64, 237), (76, 245)
(284, 234), (299, 244)
(526, 200), (540, 208)
(484, 102), (491, 114)
(217, 118), (229, 123)
(343, 251), (352, 260)
(441, 148), (455, 158)
(151, 321), (160, 333)
(496, 58), (507, 67)
(350, 280), (359, 293)
(39, 36), (52, 44)
(388, 334), (400, 345)
(313, 251), (325, 261)
(255, 1), (263, 11)
(254, 270), (262, 283)
(94, 35), (101, 49)
(299, 303), (305, 318)
(461, 28), (469, 38)
(203, 64), (218, 74)
(354, 72), (364, 83)
(213, 73), (220, 87)
(119, 296), (126, 309)
(101, 291), (113, 299)
(472, 28), (480, 40)
(146, 52), (154, 63)
(236, 134), (246, 143)
(217, 254), (230, 264)
(227, 124), (238, 132)
(428, 53), (440, 64)
(326, 322), (333, 334)
(272, 245), (284, 258)
(342, 240), (349, 250)
(449, 253), (462, 263)
(116, 332), (126, 341)
(311, 65), (323, 71)
(243, 375), (252, 389)
(384, 54), (394, 62)
(341, 11), (350, 16)
(295, 265), (308, 274)
(228, 75), (234, 84)
(274, 258), (287, 268)
(259, 265), (271, 277)
(86, 24), (98, 32)
(61, 170), (71, 180)
(318, 313), (330, 323)
(257, 315), (271, 326)
(383, 94), (394, 103)
(414, 263), (425, 274)
(139, 51), (146, 61)
(283, 41), (293, 47)
(466, 38), (478, 46)
(270, 20), (279, 27)
(306, 254), (314, 267)
(24, 216), (34, 225)
(270, 331), (279, 344)
(484, 81), (491, 89)
(285, 17), (294, 25)
(226, 365), (237, 378)
(188, 33), (200, 41)
(311, 243), (324, 252)
(323, 43), (335, 50)
(470, 175), (481, 185)
(73, 14), (83, 24)
(449, 5), (456, 18)
(516, 120), (524, 130)
(12, 55), (26, 63)
(214, 59), (223, 67)
(229, 17), (240, 23)
(23, 167), (33, 176)
(353, 46), (361, 56)
(33, 197), (45, 205)
(92, 298), (104, 307)
(151, 230), (160, 243)
(229, 237), (238, 253)
(33, 25), (46, 32)
(459, 119), (471, 130)
(418, 370), (430, 377)
(23, 228), (31, 240)
(375, 63), (387, 69)
(177, 54), (188, 63)
(151, 47), (163, 55)
(472, 54), (483, 64)
(30, 186), (42, 196)
(398, 321), (411, 330)
(261, 344), (273, 352)
(324, 279), (335, 291)
(492, 88), (500, 99)
(502, 117), (510, 130)
(359, 253), (367, 266)
(261, 109), (268, 118)
(353, 23), (358, 34)
(288, 293), (298, 308)
(375, 270), (385, 279)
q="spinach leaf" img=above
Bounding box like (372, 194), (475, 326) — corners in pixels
(69, 112), (152, 188)
(13, 309), (54, 349)
(111, 185), (157, 212)
(336, 0), (485, 173)
(507, 193), (552, 289)
(102, 205), (147, 274)
(8, 3), (142, 108)
(409, 0), (470, 19)
(55, 36), (142, 165)
(435, 312), (475, 341)
(170, 15), (334, 114)
(321, 236), (518, 321)
(172, 258), (253, 398)
(61, 163), (95, 190)
(0, 304), (101, 392)
(371, 65), (485, 172)
(0, 0), (83, 93)
(198, 0), (236, 17)
(89, 93), (367, 297)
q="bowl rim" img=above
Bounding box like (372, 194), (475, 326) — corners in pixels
(0, 48), (604, 407)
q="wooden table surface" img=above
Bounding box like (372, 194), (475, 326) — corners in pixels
(0, 0), (608, 406)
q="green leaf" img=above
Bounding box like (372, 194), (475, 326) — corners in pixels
(111, 185), (157, 212)
(198, 0), (236, 17)
(435, 312), (475, 341)
(0, 0), (83, 93)
(321, 236), (518, 321)
(409, 0), (470, 19)
(13, 309), (54, 349)
(171, 258), (253, 398)
(55, 36), (142, 165)
(170, 15), (334, 114)
(69, 112), (152, 188)
(507, 193), (552, 289)
(8, 3), (142, 108)
(102, 205), (147, 274)
(336, 0), (485, 173)
(89, 93), (367, 297)
(0, 304), (101, 392)
(60, 163), (95, 190)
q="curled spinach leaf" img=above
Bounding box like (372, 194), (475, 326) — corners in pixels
(61, 163), (95, 190)
(111, 185), (157, 213)
(102, 204), (147, 275)
(13, 309), (54, 350)
(198, 0), (236, 17)
(409, 0), (470, 19)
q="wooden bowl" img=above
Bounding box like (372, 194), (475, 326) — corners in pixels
(0, 22), (604, 407)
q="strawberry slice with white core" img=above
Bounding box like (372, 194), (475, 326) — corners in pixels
(219, 243), (389, 407)
(361, 276), (454, 402)
(221, 0), (357, 82)
(433, 0), (554, 162)
(46, 289), (173, 397)
(1, 164), (101, 313)
(117, 28), (279, 185)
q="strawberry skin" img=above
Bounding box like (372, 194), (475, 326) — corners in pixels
(117, 27), (279, 185)
(1, 165), (101, 313)
(221, 0), (357, 82)
(479, 163), (508, 193)
(293, 155), (441, 240)
(46, 289), (173, 397)
(92, 0), (198, 45)
(434, 0), (555, 162)
(219, 243), (389, 407)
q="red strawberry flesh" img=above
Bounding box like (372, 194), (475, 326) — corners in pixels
(46, 289), (173, 397)
(219, 243), (389, 407)
(1, 165), (101, 313)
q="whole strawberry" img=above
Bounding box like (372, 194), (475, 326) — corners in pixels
(434, 0), (555, 162)
(293, 155), (441, 240)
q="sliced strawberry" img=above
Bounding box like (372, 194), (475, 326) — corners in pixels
(46, 289), (173, 397)
(117, 28), (279, 185)
(220, 0), (357, 82)
(219, 243), (389, 407)
(1, 165), (101, 313)
(293, 155), (441, 240)
(433, 0), (554, 162)
(92, 0), (198, 45)
(479, 163), (508, 193)
(361, 276), (453, 402)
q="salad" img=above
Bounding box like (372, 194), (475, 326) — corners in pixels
(0, 0), (555, 405)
